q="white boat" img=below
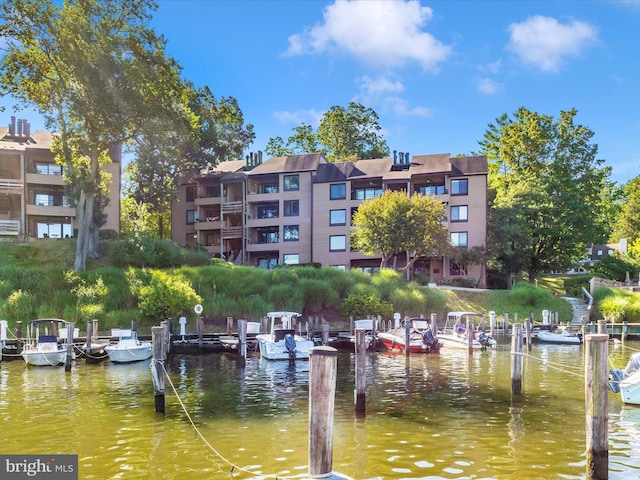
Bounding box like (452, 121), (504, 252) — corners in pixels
(610, 353), (640, 405)
(20, 318), (70, 366)
(437, 312), (496, 350)
(377, 319), (441, 353)
(105, 329), (152, 363)
(256, 311), (314, 361)
(535, 329), (582, 345)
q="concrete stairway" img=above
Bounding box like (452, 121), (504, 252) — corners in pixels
(561, 296), (590, 324)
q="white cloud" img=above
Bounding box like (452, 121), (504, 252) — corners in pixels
(507, 15), (598, 72)
(478, 78), (503, 95)
(283, 0), (453, 70)
(354, 75), (430, 117)
(273, 109), (324, 127)
(478, 59), (503, 75)
(382, 96), (432, 117)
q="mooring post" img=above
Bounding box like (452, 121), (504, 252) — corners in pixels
(504, 313), (509, 334)
(622, 321), (628, 346)
(226, 316), (233, 336)
(585, 334), (609, 479)
(309, 346), (337, 477)
(237, 319), (247, 366)
(354, 329), (366, 413)
(197, 315), (204, 349)
(511, 323), (523, 395)
(404, 317), (411, 357)
(65, 322), (74, 372)
(467, 317), (474, 356)
(489, 311), (496, 338)
(322, 322), (330, 346)
(92, 319), (98, 340)
(131, 319), (137, 333)
(597, 320), (607, 335)
(152, 326), (165, 413)
(86, 321), (92, 356)
(0, 320), (5, 363)
(15, 321), (22, 354)
(349, 316), (354, 334)
(525, 318), (532, 352)
(161, 320), (171, 355)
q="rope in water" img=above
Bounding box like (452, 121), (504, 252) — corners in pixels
(158, 361), (300, 479)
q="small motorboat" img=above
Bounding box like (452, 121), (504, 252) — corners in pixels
(535, 329), (582, 345)
(610, 352), (640, 405)
(437, 312), (497, 350)
(256, 312), (314, 361)
(377, 319), (441, 353)
(20, 318), (70, 366)
(105, 329), (152, 363)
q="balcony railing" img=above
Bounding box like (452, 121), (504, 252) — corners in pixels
(0, 179), (23, 193)
(0, 220), (20, 235)
(221, 201), (243, 213)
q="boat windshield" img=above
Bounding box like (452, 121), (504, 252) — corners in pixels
(624, 353), (640, 376)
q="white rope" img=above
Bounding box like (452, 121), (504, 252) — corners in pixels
(522, 352), (584, 378)
(160, 362), (302, 479)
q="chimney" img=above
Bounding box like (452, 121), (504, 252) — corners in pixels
(393, 150), (397, 163)
(258, 150), (262, 164)
(9, 116), (16, 136)
(24, 122), (31, 138)
(17, 119), (23, 136)
(406, 152), (410, 163)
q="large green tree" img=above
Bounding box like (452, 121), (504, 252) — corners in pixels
(265, 102), (390, 161)
(351, 190), (452, 274)
(0, 0), (192, 270)
(612, 176), (640, 244)
(480, 107), (615, 282)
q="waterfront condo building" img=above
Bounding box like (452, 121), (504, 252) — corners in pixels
(172, 151), (488, 285)
(0, 117), (121, 239)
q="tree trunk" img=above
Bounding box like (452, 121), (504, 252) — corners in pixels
(158, 215), (164, 240)
(73, 151), (99, 271)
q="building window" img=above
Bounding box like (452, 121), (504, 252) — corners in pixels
(450, 260), (463, 276)
(451, 179), (468, 196)
(330, 183), (346, 200)
(283, 225), (299, 241)
(330, 235), (346, 251)
(417, 183), (445, 196)
(283, 174), (300, 191)
(353, 187), (383, 200)
(450, 205), (468, 222)
(186, 210), (199, 225)
(185, 232), (197, 248)
(284, 200), (299, 217)
(330, 209), (346, 226)
(284, 254), (300, 265)
(256, 228), (279, 244)
(331, 265), (347, 271)
(186, 186), (197, 202)
(258, 258), (278, 269)
(450, 232), (468, 247)
(35, 163), (63, 175)
(257, 206), (278, 219)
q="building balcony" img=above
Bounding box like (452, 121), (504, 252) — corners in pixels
(25, 172), (65, 186)
(0, 220), (20, 236)
(0, 178), (23, 193)
(221, 226), (243, 239)
(26, 204), (76, 217)
(195, 219), (221, 231)
(221, 201), (243, 214)
(194, 196), (222, 207)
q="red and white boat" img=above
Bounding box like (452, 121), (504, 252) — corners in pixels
(377, 319), (441, 353)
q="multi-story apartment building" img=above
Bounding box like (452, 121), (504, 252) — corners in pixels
(0, 117), (121, 239)
(172, 150), (488, 284)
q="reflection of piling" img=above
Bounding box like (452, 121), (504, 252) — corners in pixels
(152, 326), (166, 413)
(511, 324), (523, 395)
(237, 319), (247, 366)
(585, 334), (608, 479)
(354, 329), (366, 413)
(65, 322), (74, 372)
(309, 346), (337, 477)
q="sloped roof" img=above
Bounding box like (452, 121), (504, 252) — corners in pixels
(0, 129), (55, 151)
(248, 153), (328, 175)
(200, 160), (246, 176)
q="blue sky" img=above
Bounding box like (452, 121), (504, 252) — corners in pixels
(3, 0), (639, 185)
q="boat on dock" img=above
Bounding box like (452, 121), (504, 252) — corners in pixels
(535, 329), (582, 345)
(20, 318), (70, 366)
(256, 312), (314, 361)
(105, 329), (152, 363)
(437, 312), (496, 350)
(377, 319), (441, 353)
(610, 352), (640, 405)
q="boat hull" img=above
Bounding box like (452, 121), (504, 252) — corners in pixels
(256, 334), (314, 360)
(105, 345), (152, 363)
(535, 331), (582, 345)
(377, 329), (440, 353)
(437, 333), (497, 350)
(21, 350), (67, 366)
(620, 371), (640, 405)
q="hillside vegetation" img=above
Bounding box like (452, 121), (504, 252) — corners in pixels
(0, 238), (573, 331)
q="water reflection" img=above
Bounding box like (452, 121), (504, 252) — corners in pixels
(0, 342), (639, 479)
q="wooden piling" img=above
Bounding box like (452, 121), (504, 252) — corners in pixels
(161, 320), (171, 355)
(354, 329), (366, 413)
(622, 321), (628, 346)
(504, 313), (509, 334)
(86, 321), (92, 355)
(309, 346), (338, 478)
(597, 320), (607, 335)
(585, 334), (609, 479)
(237, 319), (247, 366)
(467, 317), (474, 356)
(226, 316), (233, 336)
(405, 318), (411, 357)
(489, 311), (496, 338)
(197, 315), (204, 349)
(511, 323), (523, 395)
(15, 321), (22, 354)
(152, 326), (165, 413)
(322, 322), (330, 346)
(131, 319), (137, 333)
(525, 318), (532, 351)
(65, 322), (74, 372)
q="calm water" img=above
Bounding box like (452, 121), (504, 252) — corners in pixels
(1, 340), (640, 479)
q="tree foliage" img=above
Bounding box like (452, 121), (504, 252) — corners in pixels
(265, 102), (390, 161)
(351, 190), (452, 272)
(0, 0), (192, 270)
(612, 176), (640, 244)
(480, 107), (615, 282)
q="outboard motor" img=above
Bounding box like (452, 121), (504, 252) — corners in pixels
(422, 330), (441, 353)
(285, 333), (297, 361)
(609, 368), (625, 393)
(477, 331), (491, 350)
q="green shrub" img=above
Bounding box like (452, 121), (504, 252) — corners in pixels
(591, 253), (640, 282)
(299, 278), (338, 313)
(371, 268), (405, 302)
(340, 293), (393, 320)
(510, 281), (549, 306)
(132, 269), (202, 319)
(1, 289), (37, 321)
(563, 275), (590, 297)
(267, 283), (297, 311)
